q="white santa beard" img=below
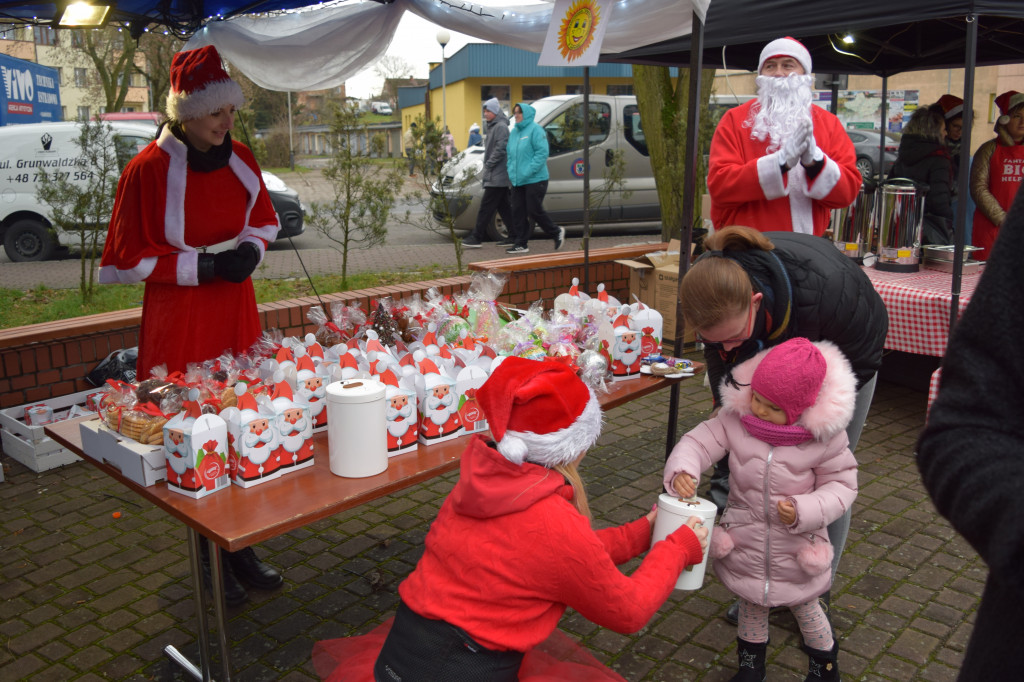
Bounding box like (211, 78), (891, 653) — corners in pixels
(748, 73), (814, 152)
(386, 403), (414, 421)
(614, 337), (641, 365)
(165, 439), (191, 474)
(426, 394), (454, 426)
(242, 429), (274, 464)
(387, 415), (412, 437)
(279, 416), (308, 436)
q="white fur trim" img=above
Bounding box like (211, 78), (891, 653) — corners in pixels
(719, 340), (856, 441)
(166, 79), (244, 122)
(787, 165), (815, 234)
(157, 126), (190, 252)
(803, 155), (842, 201)
(758, 152), (788, 200)
(99, 258), (157, 284)
(759, 37), (812, 75)
(176, 250), (199, 286)
(497, 390), (603, 467)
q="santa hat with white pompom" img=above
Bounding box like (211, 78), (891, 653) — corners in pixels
(477, 356), (602, 467)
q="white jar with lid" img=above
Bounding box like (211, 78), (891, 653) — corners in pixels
(651, 493), (717, 590)
(325, 379), (388, 478)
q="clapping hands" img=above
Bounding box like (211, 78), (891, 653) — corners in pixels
(782, 119), (821, 169)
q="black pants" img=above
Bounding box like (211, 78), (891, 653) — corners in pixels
(374, 601), (523, 682)
(470, 186), (514, 241)
(510, 181), (559, 247)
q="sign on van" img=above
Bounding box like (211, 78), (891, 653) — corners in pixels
(1, 53), (62, 125)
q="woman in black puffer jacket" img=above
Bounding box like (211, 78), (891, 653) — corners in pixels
(677, 225), (889, 623)
(888, 104), (955, 245)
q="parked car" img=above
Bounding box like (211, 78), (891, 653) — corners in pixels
(431, 95), (660, 239)
(0, 121), (303, 261)
(846, 129), (898, 179)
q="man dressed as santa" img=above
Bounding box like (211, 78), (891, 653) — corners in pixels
(707, 37), (860, 236)
(420, 374), (463, 439)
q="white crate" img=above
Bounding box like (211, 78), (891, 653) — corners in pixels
(79, 418), (167, 488)
(0, 388), (101, 444)
(1, 428), (82, 473)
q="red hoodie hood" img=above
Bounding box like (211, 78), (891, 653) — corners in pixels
(450, 435), (573, 519)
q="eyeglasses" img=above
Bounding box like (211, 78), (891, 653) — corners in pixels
(694, 300), (757, 347)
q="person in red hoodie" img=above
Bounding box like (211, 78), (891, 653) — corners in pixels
(313, 357), (707, 681)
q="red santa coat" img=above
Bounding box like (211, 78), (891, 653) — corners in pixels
(708, 100), (861, 236)
(100, 126), (279, 378)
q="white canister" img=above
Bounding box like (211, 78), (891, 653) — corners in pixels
(651, 493), (717, 590)
(325, 379), (388, 478)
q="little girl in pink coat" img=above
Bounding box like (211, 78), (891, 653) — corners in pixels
(664, 337), (858, 682)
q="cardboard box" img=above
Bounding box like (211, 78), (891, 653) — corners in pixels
(163, 413), (231, 499)
(79, 418), (166, 487)
(0, 388), (99, 472)
(616, 240), (696, 345)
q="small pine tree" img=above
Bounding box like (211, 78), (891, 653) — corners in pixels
(36, 119), (124, 304)
(305, 102), (404, 287)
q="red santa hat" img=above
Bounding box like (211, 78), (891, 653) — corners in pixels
(936, 94), (964, 120)
(758, 36), (812, 75)
(296, 354), (317, 381)
(478, 357), (602, 468)
(276, 345), (295, 364)
(304, 333), (325, 360)
(233, 382), (262, 422)
(612, 305), (632, 335)
(422, 324), (439, 350)
(166, 45), (245, 122)
(380, 368), (414, 399)
(750, 337), (826, 425)
(995, 90), (1024, 123)
(596, 283), (608, 304)
(569, 277), (580, 297)
(365, 329), (388, 354)
(166, 387), (202, 429)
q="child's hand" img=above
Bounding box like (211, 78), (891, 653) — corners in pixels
(685, 515), (709, 553)
(672, 474), (697, 499)
(778, 500), (796, 525)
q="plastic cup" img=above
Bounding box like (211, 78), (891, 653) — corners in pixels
(651, 493), (717, 590)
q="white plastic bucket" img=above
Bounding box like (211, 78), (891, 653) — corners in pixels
(651, 493), (717, 590)
(325, 379), (388, 478)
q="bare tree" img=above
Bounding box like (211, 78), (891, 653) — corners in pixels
(72, 28), (141, 113)
(373, 55), (414, 106)
(134, 30), (181, 113)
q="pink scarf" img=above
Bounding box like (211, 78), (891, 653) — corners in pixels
(740, 414), (814, 447)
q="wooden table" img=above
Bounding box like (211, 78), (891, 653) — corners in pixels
(45, 370), (698, 681)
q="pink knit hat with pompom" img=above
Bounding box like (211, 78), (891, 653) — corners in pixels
(750, 337), (826, 425)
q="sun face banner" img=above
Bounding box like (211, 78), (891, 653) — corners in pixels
(538, 0), (612, 67)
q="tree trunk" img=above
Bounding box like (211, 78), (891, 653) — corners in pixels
(633, 65), (716, 242)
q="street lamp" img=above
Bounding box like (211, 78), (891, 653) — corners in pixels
(436, 29), (450, 135)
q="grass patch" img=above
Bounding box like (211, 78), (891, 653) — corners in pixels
(0, 266), (459, 330)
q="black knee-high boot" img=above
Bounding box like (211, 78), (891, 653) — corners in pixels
(729, 637), (767, 682)
(803, 640), (840, 681)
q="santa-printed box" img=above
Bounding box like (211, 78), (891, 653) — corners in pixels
(455, 364), (489, 434)
(380, 368), (418, 456)
(221, 384), (282, 488)
(415, 357), (463, 445)
(630, 301), (664, 356)
(294, 353), (329, 433)
(605, 306), (644, 381)
(163, 395), (231, 499)
(269, 373), (315, 475)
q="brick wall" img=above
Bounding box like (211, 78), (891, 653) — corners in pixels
(0, 258), (637, 409)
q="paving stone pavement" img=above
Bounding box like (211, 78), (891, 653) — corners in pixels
(0, 359), (983, 681)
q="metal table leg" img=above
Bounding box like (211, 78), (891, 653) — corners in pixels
(162, 529), (233, 681)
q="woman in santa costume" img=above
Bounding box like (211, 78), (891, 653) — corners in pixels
(99, 45), (280, 379)
(312, 357), (708, 681)
(99, 45), (282, 606)
(970, 90), (1024, 260)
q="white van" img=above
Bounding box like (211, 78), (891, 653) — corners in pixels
(431, 94), (659, 239)
(0, 121), (157, 261)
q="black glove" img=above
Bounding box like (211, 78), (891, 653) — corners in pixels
(213, 242), (260, 283)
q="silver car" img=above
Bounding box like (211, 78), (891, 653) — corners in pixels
(432, 95), (660, 240)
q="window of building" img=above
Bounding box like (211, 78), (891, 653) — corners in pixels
(0, 23), (21, 39)
(55, 67), (64, 86)
(33, 26), (58, 45)
(480, 85), (510, 116)
(607, 84), (634, 96)
(71, 30), (85, 48)
(566, 85), (584, 95)
(623, 104), (649, 157)
(77, 106), (90, 121)
(544, 101), (611, 156)
(522, 84), (551, 102)
(74, 68), (87, 87)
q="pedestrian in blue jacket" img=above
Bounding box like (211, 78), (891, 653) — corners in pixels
(505, 102), (564, 254)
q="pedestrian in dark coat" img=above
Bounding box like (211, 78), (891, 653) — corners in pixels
(888, 105), (954, 245)
(462, 98), (514, 248)
(917, 182), (1024, 681)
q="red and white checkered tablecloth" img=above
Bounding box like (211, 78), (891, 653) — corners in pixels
(861, 266), (982, 357)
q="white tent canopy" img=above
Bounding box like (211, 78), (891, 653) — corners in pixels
(185, 0), (709, 91)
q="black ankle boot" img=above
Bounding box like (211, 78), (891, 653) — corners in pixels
(729, 637), (767, 682)
(803, 640), (840, 681)
(200, 544), (248, 606)
(228, 546), (283, 590)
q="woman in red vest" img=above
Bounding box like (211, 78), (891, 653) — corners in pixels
(970, 90), (1024, 260)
